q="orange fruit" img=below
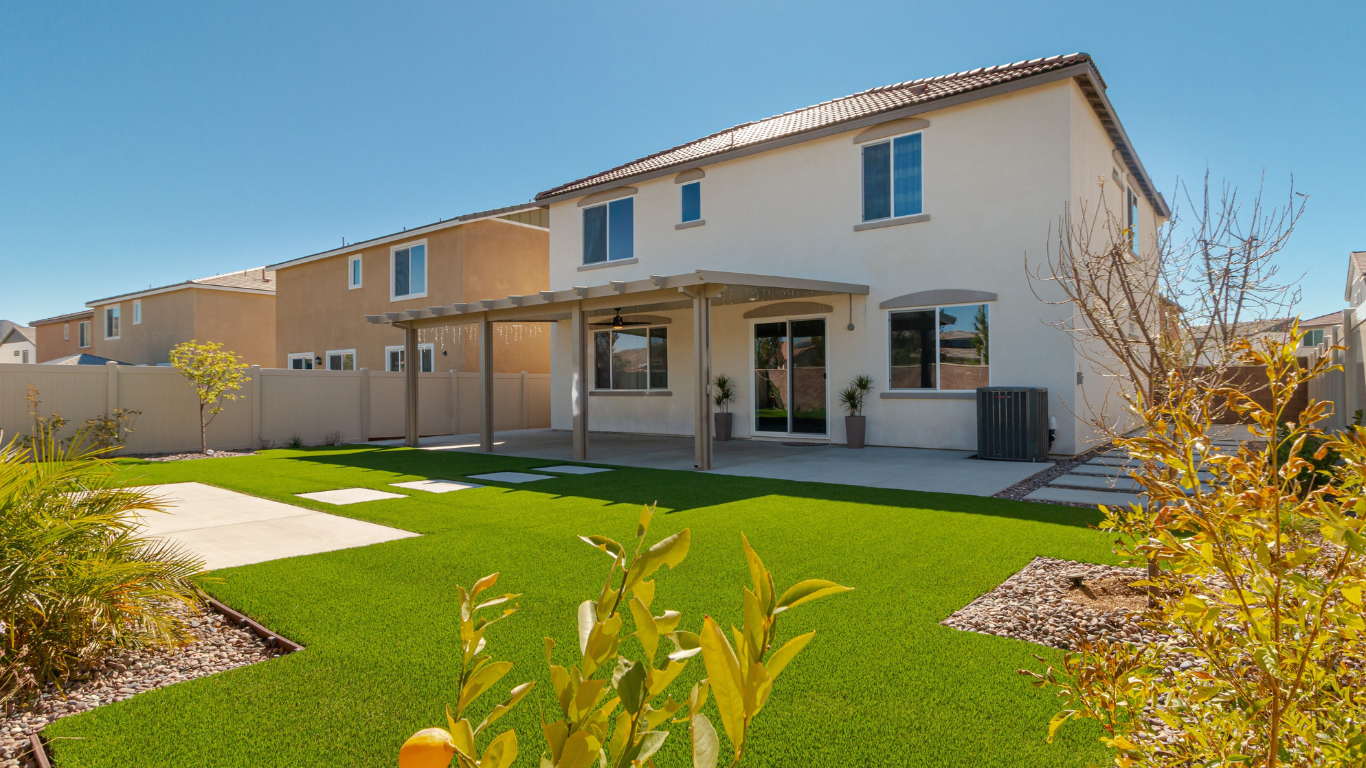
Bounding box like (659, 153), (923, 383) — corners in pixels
(399, 728), (456, 768)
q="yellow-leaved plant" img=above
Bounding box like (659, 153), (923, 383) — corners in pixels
(399, 573), (535, 768)
(168, 340), (247, 454)
(1021, 328), (1366, 767)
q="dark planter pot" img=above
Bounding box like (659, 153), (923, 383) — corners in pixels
(845, 415), (867, 449)
(714, 412), (733, 441)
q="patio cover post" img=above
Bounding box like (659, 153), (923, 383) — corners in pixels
(684, 285), (722, 470)
(403, 324), (419, 447)
(479, 316), (495, 452)
(570, 300), (589, 461)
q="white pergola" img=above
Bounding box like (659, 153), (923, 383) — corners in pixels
(367, 270), (869, 470)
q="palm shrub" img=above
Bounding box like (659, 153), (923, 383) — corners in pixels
(711, 375), (736, 413)
(401, 503), (851, 768)
(0, 429), (206, 709)
(1022, 334), (1366, 767)
(838, 375), (874, 416)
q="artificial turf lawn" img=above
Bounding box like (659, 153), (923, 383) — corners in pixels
(44, 446), (1117, 767)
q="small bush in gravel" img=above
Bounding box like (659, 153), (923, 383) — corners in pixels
(1022, 331), (1366, 767)
(0, 429), (206, 709)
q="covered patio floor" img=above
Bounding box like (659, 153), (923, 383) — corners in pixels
(369, 429), (1053, 497)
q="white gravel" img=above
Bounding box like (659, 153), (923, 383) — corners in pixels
(1, 604), (279, 768)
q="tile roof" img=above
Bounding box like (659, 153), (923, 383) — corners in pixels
(537, 53), (1100, 201)
(87, 267), (275, 306)
(1300, 310), (1343, 327)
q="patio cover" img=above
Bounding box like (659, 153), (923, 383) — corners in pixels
(365, 270), (869, 470)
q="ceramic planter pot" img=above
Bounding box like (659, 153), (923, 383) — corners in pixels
(714, 412), (733, 441)
(845, 415), (867, 449)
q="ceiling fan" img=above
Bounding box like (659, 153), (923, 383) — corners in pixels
(590, 309), (652, 330)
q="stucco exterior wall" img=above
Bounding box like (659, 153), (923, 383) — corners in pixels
(91, 289), (196, 365)
(549, 80), (1108, 452)
(193, 289), (277, 366)
(274, 219), (551, 373)
(33, 316), (88, 362)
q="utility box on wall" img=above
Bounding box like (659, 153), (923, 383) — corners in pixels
(976, 387), (1049, 462)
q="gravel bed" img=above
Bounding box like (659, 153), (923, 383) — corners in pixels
(942, 556), (1159, 650)
(992, 442), (1116, 505)
(133, 450), (254, 462)
(1, 604), (280, 768)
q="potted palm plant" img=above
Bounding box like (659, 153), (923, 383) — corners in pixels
(839, 375), (874, 449)
(712, 374), (736, 441)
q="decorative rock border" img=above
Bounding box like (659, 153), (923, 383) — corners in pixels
(9, 597), (302, 768)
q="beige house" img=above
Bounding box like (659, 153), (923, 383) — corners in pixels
(29, 309), (94, 362)
(85, 268), (277, 366)
(269, 204), (550, 374)
(0, 322), (35, 364)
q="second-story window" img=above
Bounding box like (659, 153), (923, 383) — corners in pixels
(391, 242), (427, 300)
(1127, 188), (1139, 252)
(78, 320), (91, 348)
(680, 182), (701, 223)
(349, 255), (363, 289)
(105, 306), (120, 340)
(862, 132), (922, 222)
(583, 197), (634, 265)
(133, 299), (142, 324)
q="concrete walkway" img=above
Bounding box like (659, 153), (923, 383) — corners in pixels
(135, 482), (416, 570)
(369, 429), (1053, 497)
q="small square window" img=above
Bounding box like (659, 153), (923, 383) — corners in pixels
(582, 197), (634, 264)
(327, 349), (356, 370)
(594, 325), (667, 390)
(288, 353), (315, 370)
(862, 133), (923, 222)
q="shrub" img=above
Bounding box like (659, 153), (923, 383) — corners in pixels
(323, 430), (345, 447)
(1021, 335), (1366, 767)
(712, 375), (736, 413)
(400, 503), (851, 768)
(169, 340), (247, 454)
(287, 434), (305, 450)
(0, 430), (206, 708)
(838, 375), (874, 417)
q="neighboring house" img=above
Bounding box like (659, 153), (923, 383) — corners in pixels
(269, 204), (550, 373)
(1298, 311), (1342, 351)
(369, 53), (1172, 458)
(29, 309), (94, 362)
(1341, 251), (1366, 419)
(0, 322), (36, 364)
(85, 268), (277, 366)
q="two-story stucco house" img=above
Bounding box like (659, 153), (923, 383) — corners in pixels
(367, 53), (1170, 463)
(29, 309), (95, 362)
(270, 204), (551, 375)
(86, 268), (277, 366)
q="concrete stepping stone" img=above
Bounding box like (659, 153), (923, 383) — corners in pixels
(1025, 486), (1147, 508)
(536, 465), (613, 475)
(1088, 457), (1141, 468)
(1073, 464), (1213, 480)
(466, 471), (554, 484)
(390, 479), (483, 493)
(296, 488), (408, 505)
(1050, 474), (1144, 493)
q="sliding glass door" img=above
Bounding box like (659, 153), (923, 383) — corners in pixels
(753, 318), (827, 436)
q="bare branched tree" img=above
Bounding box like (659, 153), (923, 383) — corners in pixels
(1027, 171), (1306, 437)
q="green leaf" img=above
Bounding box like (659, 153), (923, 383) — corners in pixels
(775, 579), (853, 612)
(691, 713), (720, 768)
(458, 660), (512, 716)
(633, 578), (656, 610)
(635, 731), (669, 764)
(577, 600), (596, 654)
(469, 572), (500, 605)
(630, 597), (659, 661)
(474, 681), (537, 735)
(765, 631), (815, 680)
(480, 730), (518, 768)
(579, 534), (625, 560)
(622, 529), (692, 594)
(1046, 710), (1075, 743)
(699, 616), (746, 750)
(637, 503), (654, 540)
(618, 660), (648, 715)
(555, 730), (602, 768)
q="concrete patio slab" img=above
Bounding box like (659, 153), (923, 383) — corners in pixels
(377, 429), (1053, 497)
(1050, 474), (1144, 492)
(466, 471), (555, 484)
(297, 488), (408, 505)
(133, 482), (416, 570)
(535, 465), (614, 475)
(1025, 486), (1146, 508)
(390, 479), (483, 493)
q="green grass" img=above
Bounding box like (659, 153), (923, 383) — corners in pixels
(44, 446), (1115, 767)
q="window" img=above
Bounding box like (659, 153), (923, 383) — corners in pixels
(326, 349), (356, 370)
(1304, 329), (1325, 348)
(349, 255), (363, 289)
(391, 242), (427, 300)
(583, 197), (634, 264)
(78, 321), (90, 348)
(888, 304), (989, 391)
(681, 182), (701, 223)
(104, 306), (120, 339)
(594, 326), (667, 390)
(20, 350), (28, 364)
(133, 300), (142, 324)
(862, 132), (922, 222)
(288, 353), (315, 369)
(63, 323), (69, 341)
(386, 344), (434, 372)
(1127, 188), (1139, 252)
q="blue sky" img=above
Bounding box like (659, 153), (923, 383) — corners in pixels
(1, 0), (1361, 324)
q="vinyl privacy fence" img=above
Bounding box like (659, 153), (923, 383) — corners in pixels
(0, 363), (550, 454)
